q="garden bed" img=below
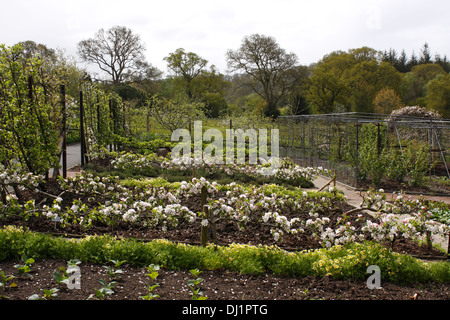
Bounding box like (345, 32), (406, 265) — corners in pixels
(2, 159), (450, 302)
(3, 178), (446, 258)
(0, 258), (449, 300)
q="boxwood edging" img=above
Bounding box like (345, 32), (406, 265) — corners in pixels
(0, 225), (448, 284)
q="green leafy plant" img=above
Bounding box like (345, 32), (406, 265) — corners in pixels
(89, 279), (117, 300)
(104, 259), (126, 280)
(404, 140), (434, 187)
(28, 288), (59, 300)
(140, 264), (160, 300)
(187, 269), (207, 300)
(0, 270), (17, 299)
(14, 256), (35, 279)
(52, 266), (69, 288)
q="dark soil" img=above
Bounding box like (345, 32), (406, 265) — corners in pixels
(0, 258), (449, 301)
(6, 177), (446, 257)
(2, 177), (449, 301)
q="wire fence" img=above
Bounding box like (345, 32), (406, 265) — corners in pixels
(277, 112), (450, 189)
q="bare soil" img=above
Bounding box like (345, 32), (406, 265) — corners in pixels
(2, 178), (449, 301)
(0, 258), (449, 301)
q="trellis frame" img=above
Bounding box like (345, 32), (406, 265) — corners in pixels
(277, 112), (450, 189)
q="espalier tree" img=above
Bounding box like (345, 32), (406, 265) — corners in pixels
(0, 44), (60, 176)
(0, 43), (121, 185)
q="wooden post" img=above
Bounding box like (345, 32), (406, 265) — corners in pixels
(200, 186), (208, 246)
(376, 122), (381, 155)
(447, 232), (450, 260)
(61, 85), (67, 178)
(80, 91), (85, 167)
(97, 95), (101, 135)
(426, 231), (432, 250)
(109, 99), (113, 152)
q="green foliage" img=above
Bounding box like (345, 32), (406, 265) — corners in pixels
(357, 124), (387, 185)
(1, 227), (448, 284)
(90, 279), (117, 300)
(403, 140), (433, 187)
(187, 269), (207, 300)
(147, 94), (204, 132)
(430, 207), (450, 225)
(0, 270), (16, 299)
(0, 44), (59, 174)
(13, 255), (35, 279)
(104, 259), (126, 280)
(354, 123), (433, 187)
(140, 264), (161, 300)
(426, 74), (450, 118)
(307, 48), (402, 114)
(28, 288), (59, 300)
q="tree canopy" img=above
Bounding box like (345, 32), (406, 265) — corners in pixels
(226, 34), (298, 118)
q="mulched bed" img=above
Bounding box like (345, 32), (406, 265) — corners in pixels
(5, 178), (446, 257)
(2, 178), (449, 301)
(0, 258), (449, 301)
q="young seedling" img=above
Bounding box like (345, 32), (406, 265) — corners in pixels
(53, 259), (82, 289)
(52, 266), (68, 288)
(89, 279), (117, 300)
(103, 259), (126, 280)
(0, 270), (17, 299)
(14, 256), (35, 279)
(187, 269), (207, 300)
(28, 288), (59, 300)
(140, 264), (160, 300)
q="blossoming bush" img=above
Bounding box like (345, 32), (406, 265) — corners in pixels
(0, 164), (43, 202)
(107, 151), (329, 187)
(0, 164), (448, 252)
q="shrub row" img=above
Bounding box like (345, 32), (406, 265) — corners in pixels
(0, 225), (448, 284)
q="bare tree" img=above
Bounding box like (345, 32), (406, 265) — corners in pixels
(226, 34), (298, 118)
(77, 26), (156, 84)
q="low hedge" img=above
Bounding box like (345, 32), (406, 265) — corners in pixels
(0, 225), (448, 284)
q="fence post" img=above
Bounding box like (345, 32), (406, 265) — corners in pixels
(97, 95), (101, 135)
(355, 116), (359, 189)
(80, 91), (85, 167)
(447, 232), (450, 260)
(200, 186), (208, 246)
(61, 85), (67, 178)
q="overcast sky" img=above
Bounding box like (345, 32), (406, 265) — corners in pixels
(1, 0), (449, 76)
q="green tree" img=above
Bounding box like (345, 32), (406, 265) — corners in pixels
(418, 43), (432, 65)
(373, 87), (404, 114)
(164, 48), (208, 99)
(306, 51), (352, 113)
(307, 47), (402, 113)
(0, 44), (59, 175)
(426, 74), (450, 118)
(226, 34), (298, 118)
(402, 63), (447, 106)
(146, 95), (204, 132)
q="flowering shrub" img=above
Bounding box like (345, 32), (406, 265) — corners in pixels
(389, 105), (442, 121)
(160, 155), (330, 185)
(0, 164), (43, 192)
(111, 152), (165, 172)
(1, 163), (448, 251)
